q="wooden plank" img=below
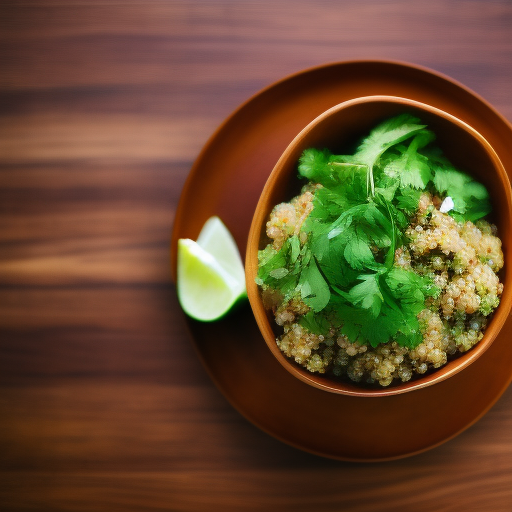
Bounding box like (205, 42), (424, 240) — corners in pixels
(1, 0), (512, 510)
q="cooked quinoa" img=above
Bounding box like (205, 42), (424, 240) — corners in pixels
(261, 188), (504, 387)
(257, 114), (506, 388)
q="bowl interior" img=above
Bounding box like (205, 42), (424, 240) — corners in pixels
(246, 95), (512, 397)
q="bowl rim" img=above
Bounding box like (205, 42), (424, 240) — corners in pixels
(246, 94), (512, 397)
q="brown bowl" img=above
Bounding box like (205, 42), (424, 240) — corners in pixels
(246, 95), (512, 397)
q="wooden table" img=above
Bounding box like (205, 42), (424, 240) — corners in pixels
(2, 1), (512, 510)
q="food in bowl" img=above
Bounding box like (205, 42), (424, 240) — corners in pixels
(256, 114), (504, 387)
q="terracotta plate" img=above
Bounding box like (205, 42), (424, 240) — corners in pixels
(171, 60), (512, 461)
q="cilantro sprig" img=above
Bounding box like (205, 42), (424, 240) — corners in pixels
(258, 114), (491, 349)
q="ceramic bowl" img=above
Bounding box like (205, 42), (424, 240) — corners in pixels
(246, 95), (512, 397)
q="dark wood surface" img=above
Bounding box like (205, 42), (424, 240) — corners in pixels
(2, 1), (512, 510)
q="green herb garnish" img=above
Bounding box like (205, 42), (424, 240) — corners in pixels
(258, 114), (491, 349)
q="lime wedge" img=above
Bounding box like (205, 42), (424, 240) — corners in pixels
(177, 218), (246, 321)
(196, 216), (245, 283)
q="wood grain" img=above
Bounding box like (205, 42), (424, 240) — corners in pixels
(1, 1), (512, 510)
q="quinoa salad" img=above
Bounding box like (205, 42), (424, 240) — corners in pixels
(256, 114), (504, 387)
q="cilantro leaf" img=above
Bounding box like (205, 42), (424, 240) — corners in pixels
(298, 148), (332, 183)
(353, 114), (428, 196)
(330, 266), (434, 348)
(344, 232), (375, 269)
(269, 268), (289, 279)
(257, 239), (300, 300)
(289, 234), (301, 263)
(299, 310), (331, 335)
(354, 114), (427, 167)
(395, 186), (422, 214)
(347, 273), (383, 318)
(333, 301), (399, 348)
(361, 307), (404, 347)
(317, 238), (359, 288)
(433, 166), (491, 221)
(299, 257), (330, 312)
(257, 245), (287, 282)
(380, 130), (435, 190)
(385, 267), (432, 310)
